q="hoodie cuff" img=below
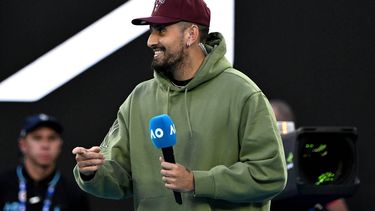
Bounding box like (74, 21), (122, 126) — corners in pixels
(192, 170), (215, 198)
(74, 165), (98, 185)
(80, 172), (96, 181)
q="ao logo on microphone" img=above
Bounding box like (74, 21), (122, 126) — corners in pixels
(149, 114), (177, 149)
(150, 124), (176, 139)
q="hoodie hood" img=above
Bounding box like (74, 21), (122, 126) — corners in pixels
(154, 32), (232, 91)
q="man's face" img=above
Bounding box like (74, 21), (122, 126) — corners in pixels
(19, 126), (62, 168)
(147, 23), (189, 80)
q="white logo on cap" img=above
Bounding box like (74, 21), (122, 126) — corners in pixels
(39, 113), (49, 121)
(154, 0), (166, 12)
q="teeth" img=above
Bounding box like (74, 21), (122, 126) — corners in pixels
(154, 50), (163, 58)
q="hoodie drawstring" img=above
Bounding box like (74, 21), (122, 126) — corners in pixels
(184, 88), (193, 139)
(166, 86), (170, 114)
(166, 85), (193, 139)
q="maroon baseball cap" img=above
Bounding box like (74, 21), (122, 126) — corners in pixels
(132, 0), (211, 27)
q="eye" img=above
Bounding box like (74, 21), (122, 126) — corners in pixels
(31, 134), (43, 141)
(150, 24), (167, 34)
(158, 26), (167, 33)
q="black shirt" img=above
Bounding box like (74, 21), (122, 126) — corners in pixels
(0, 166), (90, 211)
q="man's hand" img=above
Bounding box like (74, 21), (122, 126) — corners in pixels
(159, 157), (194, 192)
(72, 146), (105, 176)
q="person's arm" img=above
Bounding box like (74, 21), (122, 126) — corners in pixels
(193, 92), (287, 203)
(73, 97), (133, 199)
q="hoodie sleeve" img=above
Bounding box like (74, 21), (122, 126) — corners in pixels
(73, 96), (133, 200)
(193, 91), (287, 203)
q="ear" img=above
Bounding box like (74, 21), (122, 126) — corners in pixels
(18, 138), (27, 154)
(186, 24), (200, 47)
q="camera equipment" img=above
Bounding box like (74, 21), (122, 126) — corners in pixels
(272, 126), (360, 209)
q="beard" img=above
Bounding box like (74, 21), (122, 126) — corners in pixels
(151, 42), (187, 81)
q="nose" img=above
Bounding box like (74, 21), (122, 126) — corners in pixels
(40, 139), (51, 149)
(147, 32), (159, 48)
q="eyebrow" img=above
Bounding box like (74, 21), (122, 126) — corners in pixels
(149, 24), (168, 32)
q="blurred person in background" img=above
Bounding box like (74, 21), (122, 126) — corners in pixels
(0, 113), (90, 211)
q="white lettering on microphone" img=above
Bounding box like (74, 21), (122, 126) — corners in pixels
(151, 124), (175, 139)
(151, 128), (164, 139)
(170, 124), (176, 135)
(155, 128), (163, 138)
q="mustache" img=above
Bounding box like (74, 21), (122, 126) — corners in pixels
(150, 44), (166, 52)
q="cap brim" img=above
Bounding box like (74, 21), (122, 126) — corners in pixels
(131, 16), (181, 25)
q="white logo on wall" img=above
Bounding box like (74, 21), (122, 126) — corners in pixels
(0, 0), (234, 102)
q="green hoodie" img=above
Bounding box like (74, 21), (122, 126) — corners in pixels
(74, 32), (287, 211)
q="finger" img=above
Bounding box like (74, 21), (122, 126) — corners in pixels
(77, 158), (105, 168)
(160, 169), (175, 177)
(76, 158), (105, 176)
(72, 147), (88, 155)
(162, 176), (176, 183)
(88, 146), (101, 153)
(79, 165), (102, 174)
(160, 161), (175, 170)
(75, 151), (104, 161)
(164, 183), (177, 190)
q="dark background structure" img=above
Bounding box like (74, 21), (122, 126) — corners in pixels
(1, 0), (374, 210)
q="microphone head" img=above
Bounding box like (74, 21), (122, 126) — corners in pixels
(149, 114), (176, 149)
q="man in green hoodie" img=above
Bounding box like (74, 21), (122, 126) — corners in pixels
(72, 0), (287, 210)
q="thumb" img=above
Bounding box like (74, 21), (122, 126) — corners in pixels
(72, 147), (87, 155)
(88, 146), (101, 153)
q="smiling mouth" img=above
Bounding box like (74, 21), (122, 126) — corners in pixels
(151, 45), (166, 58)
(153, 48), (166, 58)
(153, 50), (164, 58)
